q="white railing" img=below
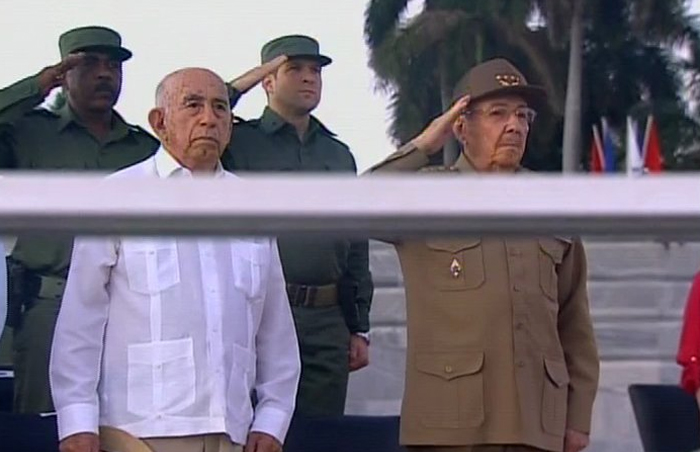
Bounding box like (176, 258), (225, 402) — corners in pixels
(0, 173), (698, 237)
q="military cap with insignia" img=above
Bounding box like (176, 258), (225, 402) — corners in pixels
(59, 25), (132, 61)
(260, 34), (331, 66)
(452, 58), (546, 111)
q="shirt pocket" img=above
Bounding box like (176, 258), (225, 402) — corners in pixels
(541, 357), (570, 436)
(230, 240), (270, 302)
(122, 239), (180, 295)
(538, 237), (571, 301)
(414, 351), (485, 428)
(126, 337), (196, 418)
(425, 239), (485, 291)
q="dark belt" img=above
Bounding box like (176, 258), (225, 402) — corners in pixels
(286, 283), (338, 308)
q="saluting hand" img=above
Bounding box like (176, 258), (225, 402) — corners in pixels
(410, 95), (471, 156)
(228, 55), (288, 94)
(37, 53), (85, 97)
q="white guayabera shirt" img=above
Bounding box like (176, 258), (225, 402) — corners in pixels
(50, 148), (300, 445)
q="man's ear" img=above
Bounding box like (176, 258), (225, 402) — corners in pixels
(262, 74), (275, 96)
(148, 108), (166, 142)
(452, 115), (468, 144)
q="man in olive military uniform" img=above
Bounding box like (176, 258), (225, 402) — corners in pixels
(368, 59), (599, 452)
(0, 26), (158, 413)
(221, 35), (374, 417)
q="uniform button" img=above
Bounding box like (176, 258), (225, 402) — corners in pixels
(517, 361), (526, 368)
(512, 285), (520, 292)
(516, 322), (524, 330)
(444, 365), (454, 374)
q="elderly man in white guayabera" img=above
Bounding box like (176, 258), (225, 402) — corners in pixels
(50, 67), (300, 452)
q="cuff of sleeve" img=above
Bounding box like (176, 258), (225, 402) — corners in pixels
(681, 363), (700, 394)
(227, 85), (243, 108)
(356, 303), (370, 333)
(250, 405), (294, 444)
(56, 402), (99, 441)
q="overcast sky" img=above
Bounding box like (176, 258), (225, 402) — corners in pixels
(1, 0), (698, 171)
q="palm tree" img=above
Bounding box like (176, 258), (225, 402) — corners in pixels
(365, 0), (700, 170)
(364, 0), (561, 165)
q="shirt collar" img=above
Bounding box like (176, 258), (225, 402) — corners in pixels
(452, 151), (526, 173)
(55, 101), (131, 141)
(154, 146), (225, 179)
(258, 106), (332, 138)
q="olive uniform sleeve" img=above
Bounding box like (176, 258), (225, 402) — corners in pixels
(0, 75), (47, 168)
(365, 142), (430, 174)
(556, 238), (600, 433)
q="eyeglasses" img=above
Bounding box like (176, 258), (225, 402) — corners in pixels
(464, 105), (537, 126)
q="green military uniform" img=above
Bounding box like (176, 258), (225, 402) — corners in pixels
(0, 26), (158, 413)
(221, 35), (373, 417)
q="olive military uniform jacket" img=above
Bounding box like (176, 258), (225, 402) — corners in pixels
(221, 88), (373, 334)
(0, 75), (158, 276)
(368, 144), (599, 452)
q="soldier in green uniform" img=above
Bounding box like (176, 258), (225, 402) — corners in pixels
(0, 26), (159, 413)
(221, 35), (374, 417)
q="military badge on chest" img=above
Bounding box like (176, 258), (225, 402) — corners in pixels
(450, 258), (462, 278)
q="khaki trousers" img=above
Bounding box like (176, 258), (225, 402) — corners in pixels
(406, 446), (549, 452)
(143, 434), (242, 452)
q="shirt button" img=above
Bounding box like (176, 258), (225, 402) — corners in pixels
(444, 365), (454, 374)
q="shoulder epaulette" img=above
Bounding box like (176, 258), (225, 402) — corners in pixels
(27, 106), (58, 118)
(233, 116), (259, 126)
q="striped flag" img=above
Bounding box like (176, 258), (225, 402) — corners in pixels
(626, 116), (644, 176)
(642, 115), (664, 173)
(589, 124), (605, 173)
(601, 118), (616, 172)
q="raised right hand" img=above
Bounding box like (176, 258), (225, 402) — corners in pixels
(37, 53), (85, 96)
(410, 95), (471, 155)
(228, 55), (288, 93)
(59, 432), (100, 452)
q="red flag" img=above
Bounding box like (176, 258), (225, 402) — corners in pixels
(589, 124), (605, 173)
(642, 116), (664, 173)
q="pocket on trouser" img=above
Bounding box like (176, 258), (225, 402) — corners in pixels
(294, 306), (350, 416)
